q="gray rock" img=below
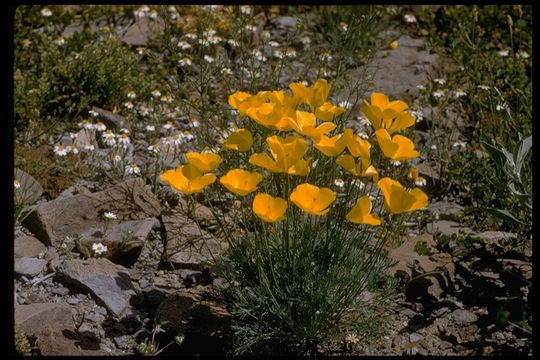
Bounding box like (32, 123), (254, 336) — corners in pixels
(25, 178), (162, 246)
(14, 236), (47, 258)
(122, 16), (164, 46)
(91, 106), (127, 130)
(426, 201), (464, 220)
(271, 16), (297, 29)
(15, 302), (105, 355)
(14, 168), (44, 205)
(450, 309), (478, 325)
(361, 35), (439, 100)
(58, 258), (135, 317)
(470, 231), (517, 242)
(15, 257), (47, 277)
(77, 217), (159, 265)
(161, 208), (226, 270)
(425, 220), (474, 237)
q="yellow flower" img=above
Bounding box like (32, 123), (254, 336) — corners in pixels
(315, 102), (346, 121)
(361, 92), (414, 134)
(389, 40), (398, 49)
(346, 196), (381, 225)
(377, 177), (428, 214)
(252, 193), (288, 222)
(283, 111), (336, 138)
(290, 183), (336, 216)
(219, 169), (263, 196)
(249, 135), (310, 176)
(244, 91), (297, 130)
(160, 164), (216, 195)
(228, 91), (266, 116)
(289, 79), (331, 110)
(375, 129), (420, 160)
(313, 133), (347, 157)
(185, 151), (222, 172)
(223, 128), (253, 152)
(342, 128), (371, 159)
(336, 155), (378, 180)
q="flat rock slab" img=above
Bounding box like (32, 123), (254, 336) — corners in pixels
(122, 16), (164, 46)
(15, 257), (47, 277)
(25, 178), (161, 246)
(91, 106), (126, 130)
(425, 220), (474, 237)
(162, 208), (226, 270)
(58, 258), (135, 317)
(426, 201), (464, 220)
(15, 302), (105, 355)
(363, 35), (439, 100)
(78, 217), (159, 265)
(14, 168), (44, 205)
(14, 235), (47, 258)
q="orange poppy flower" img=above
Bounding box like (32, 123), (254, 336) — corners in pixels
(223, 128), (253, 152)
(252, 193), (288, 222)
(219, 169), (263, 196)
(290, 183), (336, 216)
(185, 151), (222, 172)
(377, 177), (428, 214)
(249, 135), (310, 176)
(346, 196), (381, 225)
(375, 129), (420, 160)
(160, 164), (216, 195)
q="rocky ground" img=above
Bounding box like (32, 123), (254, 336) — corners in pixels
(13, 10), (531, 356)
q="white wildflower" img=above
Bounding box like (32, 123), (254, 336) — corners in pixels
(432, 89), (445, 98)
(177, 40), (191, 50)
(14, 180), (21, 189)
(94, 122), (107, 132)
(338, 100), (353, 109)
(127, 91), (137, 99)
(118, 133), (131, 148)
(496, 103), (508, 111)
(227, 39), (239, 47)
(103, 211), (117, 220)
(433, 78), (446, 85)
(123, 101), (134, 110)
(221, 67), (232, 76)
(88, 110), (99, 117)
(477, 85), (490, 91)
(91, 242), (108, 255)
(268, 41), (280, 47)
(161, 95), (173, 103)
(179, 57), (192, 66)
(403, 14), (417, 23)
(334, 179), (345, 188)
(53, 145), (68, 156)
(145, 125), (156, 132)
(301, 36), (311, 46)
(497, 49), (509, 57)
(41, 8), (53, 17)
(452, 140), (467, 149)
(240, 5), (252, 14)
(344, 333), (360, 345)
(125, 163), (141, 175)
(203, 55), (215, 63)
(454, 89), (467, 98)
(84, 144), (95, 152)
(151, 89), (162, 98)
(147, 144), (160, 154)
(53, 37), (65, 46)
(390, 160), (402, 167)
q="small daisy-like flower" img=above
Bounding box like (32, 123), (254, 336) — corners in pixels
(515, 50), (530, 59)
(118, 133), (131, 148)
(497, 49), (509, 57)
(433, 78), (446, 85)
(190, 119), (201, 128)
(357, 131), (369, 140)
(411, 110), (424, 123)
(123, 101), (134, 110)
(139, 106), (150, 116)
(268, 40), (280, 47)
(203, 55), (214, 63)
(161, 95), (173, 103)
(41, 8), (53, 17)
(54, 37), (65, 46)
(54, 145), (69, 156)
(404, 334), (422, 355)
(103, 211), (117, 220)
(198, 38), (210, 46)
(261, 30), (271, 41)
(240, 5), (252, 14)
(88, 110), (99, 118)
(221, 67), (233, 76)
(162, 136), (175, 146)
(321, 51), (333, 61)
(340, 21), (348, 32)
(14, 179), (21, 189)
(119, 128), (130, 134)
(430, 144), (437, 150)
(496, 103), (508, 112)
(113, 155), (122, 162)
(148, 10), (158, 19)
(334, 179), (345, 188)
(301, 36), (311, 46)
(285, 48), (297, 58)
(147, 144), (160, 154)
(102, 130), (116, 147)
(151, 89), (161, 98)
(244, 24), (256, 32)
(20, 39), (31, 48)
(203, 30), (217, 37)
(69, 132), (78, 140)
(273, 49), (284, 59)
(163, 120), (175, 131)
(70, 146), (79, 155)
(179, 57), (192, 66)
(177, 40), (191, 50)
(183, 131), (195, 141)
(403, 14), (417, 23)
(92, 242), (108, 255)
(127, 91), (137, 99)
(185, 33), (197, 40)
(136, 47), (145, 55)
(415, 178), (427, 187)
(432, 89), (445, 98)
(416, 84), (426, 90)
(338, 100), (353, 109)
(227, 39), (239, 47)
(145, 125), (156, 132)
(173, 132), (184, 146)
(79, 120), (94, 130)
(125, 163), (141, 175)
(477, 85), (490, 91)
(94, 122), (107, 131)
(344, 333), (360, 345)
(252, 50), (267, 62)
(454, 88), (467, 98)
(452, 140), (467, 149)
(390, 160), (402, 167)
(84, 144), (95, 152)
